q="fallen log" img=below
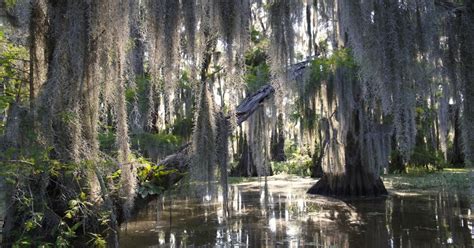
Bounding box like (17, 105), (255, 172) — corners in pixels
(144, 58), (314, 187)
(235, 84), (275, 125)
(146, 84), (276, 181)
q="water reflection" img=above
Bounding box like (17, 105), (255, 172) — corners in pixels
(119, 176), (473, 247)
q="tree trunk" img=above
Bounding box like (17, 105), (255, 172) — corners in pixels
(307, 143), (388, 197)
(310, 153), (324, 178)
(2, 1), (127, 245)
(28, 0), (48, 111)
(450, 105), (464, 166)
(307, 109), (388, 197)
(270, 113), (286, 162)
(460, 2), (474, 167)
(232, 134), (258, 177)
(389, 151), (405, 173)
(308, 167), (387, 197)
(311, 118), (328, 178)
(128, 1), (145, 78)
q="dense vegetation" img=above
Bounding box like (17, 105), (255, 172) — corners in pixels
(0, 0), (472, 247)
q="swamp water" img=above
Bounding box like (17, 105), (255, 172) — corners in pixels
(120, 176), (473, 247)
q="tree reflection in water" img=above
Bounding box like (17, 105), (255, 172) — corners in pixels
(120, 176), (473, 247)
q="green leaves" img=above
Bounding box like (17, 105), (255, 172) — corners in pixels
(308, 48), (356, 88)
(137, 161), (179, 198)
(384, 169), (471, 190)
(132, 133), (183, 159)
(55, 221), (80, 248)
(244, 46), (271, 93)
(25, 212), (44, 232)
(87, 233), (107, 248)
(0, 26), (29, 133)
(138, 181), (165, 198)
(4, 0), (17, 9)
(64, 195), (93, 220)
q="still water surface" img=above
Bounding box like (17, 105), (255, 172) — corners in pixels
(120, 176), (473, 247)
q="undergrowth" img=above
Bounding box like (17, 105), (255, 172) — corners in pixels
(383, 168), (471, 190)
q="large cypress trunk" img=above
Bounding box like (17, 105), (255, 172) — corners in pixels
(310, 171), (387, 197)
(307, 110), (387, 197)
(304, 56), (391, 197)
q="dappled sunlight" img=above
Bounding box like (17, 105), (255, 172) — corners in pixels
(1, 0), (473, 246)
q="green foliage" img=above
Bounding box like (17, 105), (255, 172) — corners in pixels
(24, 212), (44, 232)
(169, 117), (193, 139)
(409, 146), (446, 170)
(271, 160), (311, 176)
(271, 143), (312, 176)
(227, 177), (258, 184)
(54, 221), (82, 248)
(87, 233), (107, 248)
(292, 48), (357, 130)
(4, 0), (17, 8)
(178, 70), (192, 90)
(306, 48), (357, 92)
(131, 132), (183, 160)
(246, 63), (270, 92)
(137, 161), (179, 198)
(250, 28), (264, 44)
(64, 192), (92, 220)
(244, 46), (271, 92)
(405, 101), (448, 170)
(98, 127), (116, 153)
(244, 29), (271, 92)
(0, 146), (116, 247)
(135, 132), (182, 149)
(7, 171), (109, 247)
(383, 168), (471, 190)
(58, 111), (77, 123)
(125, 74), (153, 115)
(107, 169), (121, 181)
(1, 147), (61, 184)
(0, 27), (29, 133)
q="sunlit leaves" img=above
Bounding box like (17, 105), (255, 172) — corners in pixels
(0, 27), (29, 133)
(137, 160), (179, 198)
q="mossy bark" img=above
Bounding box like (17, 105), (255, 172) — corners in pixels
(270, 113), (286, 162)
(308, 111), (388, 197)
(232, 134), (258, 177)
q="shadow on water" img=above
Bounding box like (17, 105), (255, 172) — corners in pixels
(119, 176), (473, 247)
